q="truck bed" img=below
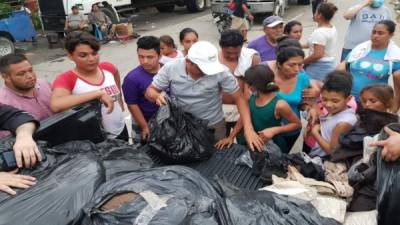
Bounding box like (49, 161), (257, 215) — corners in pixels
(0, 101), (263, 190)
(143, 144), (264, 190)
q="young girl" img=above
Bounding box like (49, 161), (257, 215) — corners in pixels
(159, 35), (184, 64)
(304, 2), (338, 82)
(284, 20), (303, 41)
(360, 84), (395, 112)
(179, 28), (198, 56)
(51, 32), (127, 140)
(306, 71), (358, 157)
(215, 65), (301, 153)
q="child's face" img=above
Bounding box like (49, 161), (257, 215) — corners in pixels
(288, 25), (302, 41)
(160, 42), (174, 56)
(361, 91), (387, 112)
(181, 33), (198, 51)
(321, 90), (350, 115)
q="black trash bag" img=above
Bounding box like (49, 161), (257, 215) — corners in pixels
(50, 139), (154, 180)
(286, 152), (325, 181)
(377, 123), (400, 225)
(331, 108), (398, 166)
(147, 100), (215, 163)
(0, 152), (105, 225)
(82, 166), (223, 225)
(101, 145), (153, 180)
(214, 180), (341, 225)
(252, 142), (288, 184)
(235, 141), (280, 169)
(347, 156), (377, 212)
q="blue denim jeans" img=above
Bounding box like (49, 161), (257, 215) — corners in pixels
(304, 60), (335, 82)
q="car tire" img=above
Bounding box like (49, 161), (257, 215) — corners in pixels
(185, 0), (206, 12)
(101, 7), (118, 23)
(0, 36), (14, 57)
(156, 4), (175, 12)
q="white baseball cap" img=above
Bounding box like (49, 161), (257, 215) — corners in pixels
(187, 41), (225, 75)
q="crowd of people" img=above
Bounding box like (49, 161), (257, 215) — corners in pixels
(1, 0), (400, 198)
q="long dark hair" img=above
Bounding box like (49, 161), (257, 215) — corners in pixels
(244, 65), (279, 93)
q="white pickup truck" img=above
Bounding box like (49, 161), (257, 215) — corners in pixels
(38, 0), (208, 32)
(211, 0), (310, 17)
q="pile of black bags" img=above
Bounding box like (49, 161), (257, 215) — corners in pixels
(0, 139), (153, 225)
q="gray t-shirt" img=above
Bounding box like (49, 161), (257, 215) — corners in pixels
(343, 5), (391, 49)
(152, 58), (239, 126)
(67, 13), (85, 29)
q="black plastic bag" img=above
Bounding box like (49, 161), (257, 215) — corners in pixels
(286, 153), (325, 181)
(148, 100), (215, 163)
(251, 142), (287, 184)
(214, 180), (341, 225)
(377, 123), (400, 225)
(0, 152), (105, 225)
(51, 139), (154, 180)
(331, 108), (398, 166)
(82, 166), (223, 225)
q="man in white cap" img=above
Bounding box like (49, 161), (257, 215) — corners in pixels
(145, 41), (263, 151)
(248, 15), (284, 62)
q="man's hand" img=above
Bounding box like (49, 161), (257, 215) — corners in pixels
(0, 170), (36, 195)
(370, 127), (400, 161)
(366, 0), (373, 6)
(141, 126), (150, 140)
(100, 90), (114, 114)
(244, 129), (264, 152)
(155, 93), (167, 106)
(215, 136), (234, 150)
(14, 122), (41, 168)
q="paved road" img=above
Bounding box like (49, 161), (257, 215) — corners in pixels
(33, 0), (382, 81)
(21, 6), (212, 65)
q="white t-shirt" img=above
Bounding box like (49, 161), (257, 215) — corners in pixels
(223, 47), (258, 122)
(159, 50), (184, 65)
(344, 5), (391, 49)
(308, 26), (337, 62)
(53, 62), (125, 138)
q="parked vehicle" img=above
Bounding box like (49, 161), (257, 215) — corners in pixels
(0, 10), (36, 56)
(38, 0), (208, 33)
(211, 0), (288, 17)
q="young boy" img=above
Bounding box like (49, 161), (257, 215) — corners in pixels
(306, 70), (358, 157)
(122, 36), (161, 141)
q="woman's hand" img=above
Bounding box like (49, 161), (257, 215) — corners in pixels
(258, 128), (276, 143)
(311, 124), (321, 137)
(215, 136), (234, 150)
(0, 170), (36, 195)
(302, 87), (319, 99)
